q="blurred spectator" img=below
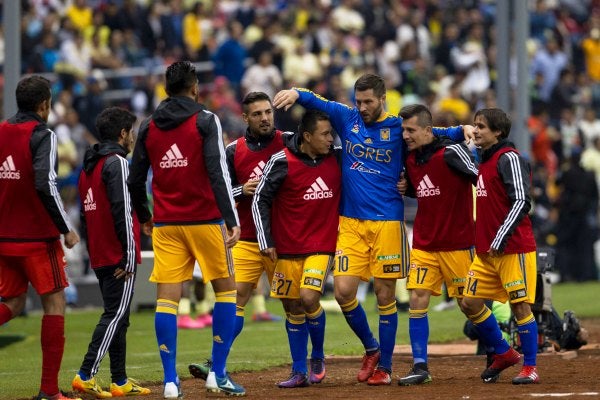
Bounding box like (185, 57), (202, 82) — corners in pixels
(548, 68), (577, 127)
(183, 1), (212, 61)
(396, 8), (431, 72)
(282, 41), (322, 87)
(529, 0), (557, 44)
(530, 36), (569, 103)
(213, 20), (247, 97)
(54, 107), (96, 167)
(558, 107), (584, 163)
(581, 136), (600, 190)
(241, 51), (282, 99)
(58, 29), (92, 77)
(581, 27), (600, 107)
(66, 0), (93, 32)
(73, 77), (105, 139)
(554, 151), (599, 282)
(529, 107), (559, 178)
(579, 107), (600, 149)
(330, 0), (365, 34)
(436, 80), (471, 124)
(450, 23), (490, 102)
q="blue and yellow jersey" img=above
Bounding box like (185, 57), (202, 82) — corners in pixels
(295, 88), (463, 221)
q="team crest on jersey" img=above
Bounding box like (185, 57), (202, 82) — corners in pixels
(351, 124), (359, 133)
(476, 175), (487, 196)
(380, 128), (390, 141)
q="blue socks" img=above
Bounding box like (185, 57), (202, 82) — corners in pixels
(408, 308), (429, 365)
(306, 306), (326, 360)
(155, 299), (179, 384)
(340, 299), (379, 352)
(286, 314), (309, 374)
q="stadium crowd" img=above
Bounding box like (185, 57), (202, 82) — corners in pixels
(6, 0), (600, 282)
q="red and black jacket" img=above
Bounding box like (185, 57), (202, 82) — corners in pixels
(252, 133), (341, 257)
(79, 142), (140, 271)
(0, 111), (72, 243)
(128, 96), (239, 228)
(226, 129), (288, 241)
(405, 137), (478, 251)
(476, 140), (536, 254)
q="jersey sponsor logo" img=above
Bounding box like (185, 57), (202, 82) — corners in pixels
(377, 254), (401, 261)
(303, 268), (325, 276)
(383, 264), (401, 273)
(273, 271), (284, 279)
(364, 138), (373, 144)
(380, 128), (390, 141)
(83, 188), (97, 211)
(159, 144), (188, 168)
(350, 161), (381, 174)
(345, 139), (392, 163)
(249, 160), (266, 180)
(416, 174), (440, 197)
(0, 155), (20, 179)
(505, 279), (524, 288)
(351, 124), (359, 133)
(509, 288), (527, 300)
(476, 175), (487, 197)
(303, 277), (322, 288)
(303, 177), (334, 200)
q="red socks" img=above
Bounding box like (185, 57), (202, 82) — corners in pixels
(0, 303), (12, 326)
(40, 315), (65, 396)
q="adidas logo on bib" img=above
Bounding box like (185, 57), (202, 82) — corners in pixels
(476, 175), (487, 197)
(249, 160), (266, 180)
(83, 188), (97, 211)
(160, 144), (188, 168)
(416, 174), (440, 197)
(0, 155), (20, 179)
(304, 177), (333, 200)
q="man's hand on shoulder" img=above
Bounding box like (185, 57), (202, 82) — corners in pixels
(273, 89), (299, 111)
(462, 124), (475, 142)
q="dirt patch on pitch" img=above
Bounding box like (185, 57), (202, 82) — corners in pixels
(104, 319), (600, 399)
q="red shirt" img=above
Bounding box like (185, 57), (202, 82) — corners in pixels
(476, 147), (536, 254)
(233, 131), (284, 240)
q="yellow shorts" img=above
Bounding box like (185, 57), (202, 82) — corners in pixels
(150, 224), (233, 284)
(407, 248), (474, 297)
(334, 217), (409, 281)
(270, 254), (333, 299)
(463, 252), (537, 304)
(232, 240), (276, 286)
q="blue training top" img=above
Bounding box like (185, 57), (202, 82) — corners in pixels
(295, 88), (464, 221)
